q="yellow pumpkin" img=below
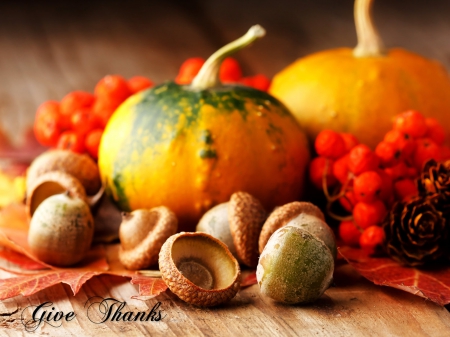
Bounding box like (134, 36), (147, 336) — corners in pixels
(269, 0), (450, 149)
(99, 26), (310, 231)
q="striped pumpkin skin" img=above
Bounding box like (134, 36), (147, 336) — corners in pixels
(98, 82), (310, 231)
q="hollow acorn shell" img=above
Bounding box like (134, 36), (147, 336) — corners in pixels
(159, 232), (240, 307)
(26, 171), (87, 219)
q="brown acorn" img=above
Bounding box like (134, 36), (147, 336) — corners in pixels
(26, 150), (101, 195)
(196, 191), (266, 267)
(119, 207), (178, 270)
(159, 232), (240, 307)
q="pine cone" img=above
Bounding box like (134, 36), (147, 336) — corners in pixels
(418, 159), (450, 200)
(383, 195), (450, 267)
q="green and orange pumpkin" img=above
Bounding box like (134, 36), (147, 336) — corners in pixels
(98, 26), (310, 231)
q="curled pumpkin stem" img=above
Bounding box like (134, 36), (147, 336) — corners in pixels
(353, 0), (385, 57)
(191, 25), (266, 90)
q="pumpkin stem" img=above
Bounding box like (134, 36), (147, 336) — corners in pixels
(353, 0), (385, 57)
(191, 25), (266, 90)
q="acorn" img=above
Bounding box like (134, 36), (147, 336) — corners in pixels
(159, 232), (241, 307)
(26, 150), (101, 196)
(196, 191), (266, 267)
(26, 171), (104, 219)
(28, 192), (94, 266)
(119, 207), (178, 270)
(258, 201), (336, 258)
(257, 225), (334, 304)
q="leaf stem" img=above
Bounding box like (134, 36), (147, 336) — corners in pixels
(191, 25), (266, 90)
(353, 0), (385, 57)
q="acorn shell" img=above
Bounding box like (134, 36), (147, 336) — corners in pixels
(26, 150), (101, 195)
(159, 232), (241, 307)
(119, 207), (178, 270)
(26, 171), (87, 218)
(228, 192), (266, 267)
(259, 201), (325, 253)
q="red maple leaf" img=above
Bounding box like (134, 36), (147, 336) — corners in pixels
(339, 246), (450, 306)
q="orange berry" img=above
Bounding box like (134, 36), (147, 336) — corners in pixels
(339, 220), (362, 247)
(60, 91), (95, 117)
(383, 162), (410, 181)
(384, 129), (415, 161)
(175, 57), (205, 84)
(353, 171), (383, 203)
(332, 154), (350, 184)
(359, 226), (385, 255)
(128, 76), (154, 94)
(394, 179), (418, 202)
(413, 138), (441, 170)
(220, 57), (242, 82)
(309, 157), (337, 190)
(393, 110), (428, 138)
(56, 131), (85, 153)
(85, 129), (103, 160)
(441, 146), (450, 161)
(348, 144), (379, 175)
(375, 141), (400, 167)
(377, 169), (394, 206)
(92, 98), (117, 128)
(425, 118), (446, 145)
(341, 133), (359, 152)
(34, 107), (63, 147)
(315, 130), (346, 159)
(70, 108), (99, 136)
(240, 74), (271, 91)
(95, 75), (132, 107)
(353, 200), (387, 229)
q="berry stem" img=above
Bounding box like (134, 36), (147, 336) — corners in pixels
(191, 25), (266, 90)
(353, 0), (385, 57)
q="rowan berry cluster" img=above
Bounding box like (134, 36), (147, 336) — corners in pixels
(309, 110), (449, 255)
(33, 75), (153, 160)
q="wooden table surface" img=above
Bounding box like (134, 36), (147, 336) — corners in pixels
(1, 0), (450, 335)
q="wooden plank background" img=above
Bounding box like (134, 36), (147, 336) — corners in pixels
(1, 0), (450, 335)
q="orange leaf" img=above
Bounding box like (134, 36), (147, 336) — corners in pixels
(241, 270), (257, 287)
(339, 246), (450, 306)
(130, 275), (168, 300)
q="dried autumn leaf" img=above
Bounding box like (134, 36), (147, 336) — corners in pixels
(0, 247), (46, 271)
(130, 275), (168, 300)
(0, 245), (109, 299)
(241, 270), (257, 287)
(339, 246), (450, 306)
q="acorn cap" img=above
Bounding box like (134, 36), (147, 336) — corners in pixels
(119, 207), (178, 270)
(159, 232), (241, 307)
(26, 150), (101, 195)
(258, 201), (325, 253)
(26, 171), (87, 219)
(228, 192), (266, 267)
